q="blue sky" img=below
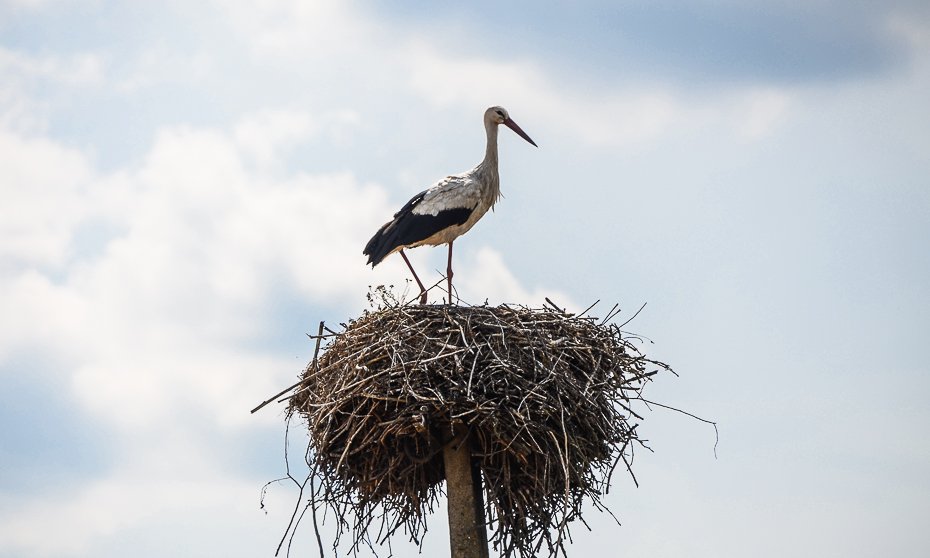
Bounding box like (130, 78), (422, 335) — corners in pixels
(1, 0), (928, 556)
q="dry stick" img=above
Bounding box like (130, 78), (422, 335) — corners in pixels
(579, 299), (600, 317)
(252, 322), (325, 414)
(466, 346), (481, 398)
(617, 302), (647, 329)
(306, 332), (340, 340)
(253, 380), (304, 414)
(407, 277), (447, 307)
(605, 439), (631, 494)
(275, 475), (309, 557)
(543, 297), (565, 314)
(598, 304), (619, 326)
(602, 303), (625, 324)
(640, 398), (719, 458)
(275, 414), (304, 557)
(559, 406), (571, 534)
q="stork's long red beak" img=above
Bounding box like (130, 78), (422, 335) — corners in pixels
(503, 118), (538, 147)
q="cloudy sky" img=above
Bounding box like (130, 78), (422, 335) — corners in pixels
(1, 0), (929, 556)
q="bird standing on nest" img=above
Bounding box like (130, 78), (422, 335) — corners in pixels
(364, 106), (537, 305)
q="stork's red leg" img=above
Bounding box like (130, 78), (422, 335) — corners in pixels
(400, 249), (428, 304)
(446, 241), (454, 305)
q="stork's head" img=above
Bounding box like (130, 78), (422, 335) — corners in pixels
(485, 106), (537, 147)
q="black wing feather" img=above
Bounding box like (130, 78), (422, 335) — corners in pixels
(364, 190), (474, 267)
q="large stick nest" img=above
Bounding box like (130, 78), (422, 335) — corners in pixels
(287, 293), (672, 557)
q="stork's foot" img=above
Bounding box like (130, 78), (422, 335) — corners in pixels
(419, 291), (428, 305)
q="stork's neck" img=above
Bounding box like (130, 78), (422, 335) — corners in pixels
(476, 121), (500, 182)
(474, 120), (501, 206)
(480, 120), (499, 170)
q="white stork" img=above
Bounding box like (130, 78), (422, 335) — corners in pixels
(364, 106), (537, 304)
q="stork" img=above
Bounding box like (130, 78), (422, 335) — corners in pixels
(364, 106), (537, 305)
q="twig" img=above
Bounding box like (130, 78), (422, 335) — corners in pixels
(640, 398), (719, 458)
(252, 322), (325, 414)
(252, 381), (303, 414)
(579, 300), (600, 317)
(617, 302), (647, 329)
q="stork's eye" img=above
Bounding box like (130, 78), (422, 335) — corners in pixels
(496, 110), (504, 116)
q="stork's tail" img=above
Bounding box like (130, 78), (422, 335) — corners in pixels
(363, 222), (394, 267)
(364, 190), (429, 268)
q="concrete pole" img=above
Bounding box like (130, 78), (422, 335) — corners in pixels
(442, 427), (490, 558)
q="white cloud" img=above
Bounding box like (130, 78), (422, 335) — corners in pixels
(212, 0), (690, 147)
(233, 107), (361, 168)
(401, 41), (686, 147)
(1, 117), (390, 415)
(234, 107), (317, 167)
(0, 46), (103, 88)
(212, 0), (370, 60)
(0, 130), (98, 267)
(0, 269), (90, 365)
(116, 43), (212, 93)
(0, 46), (104, 133)
(209, 0), (801, 150)
(455, 246), (578, 310)
(0, 466), (258, 555)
